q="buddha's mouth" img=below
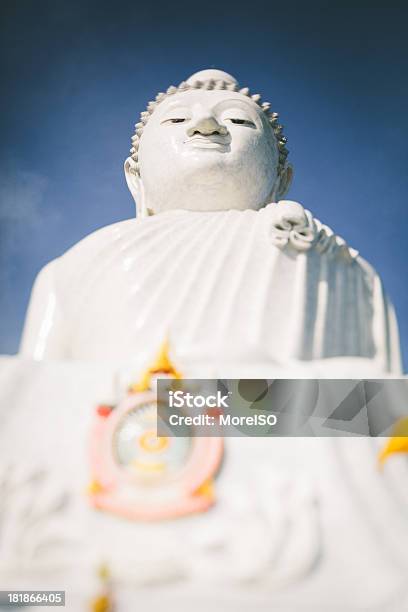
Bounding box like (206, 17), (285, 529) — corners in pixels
(184, 135), (229, 149)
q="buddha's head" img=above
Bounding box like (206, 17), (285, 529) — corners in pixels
(124, 69), (293, 216)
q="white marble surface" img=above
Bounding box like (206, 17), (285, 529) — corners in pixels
(1, 357), (408, 611)
(20, 203), (402, 376)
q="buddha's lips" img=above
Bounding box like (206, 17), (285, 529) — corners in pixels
(184, 135), (229, 148)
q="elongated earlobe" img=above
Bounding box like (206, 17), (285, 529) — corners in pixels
(268, 163), (293, 204)
(124, 157), (148, 217)
(276, 163), (293, 201)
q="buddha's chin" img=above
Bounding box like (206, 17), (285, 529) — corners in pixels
(147, 181), (269, 213)
(142, 159), (276, 213)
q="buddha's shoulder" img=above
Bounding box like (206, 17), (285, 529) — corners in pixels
(41, 212), (188, 287)
(35, 218), (140, 290)
(61, 217), (144, 266)
(65, 217), (140, 259)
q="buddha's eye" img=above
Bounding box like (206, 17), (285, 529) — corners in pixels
(225, 118), (255, 127)
(161, 117), (187, 124)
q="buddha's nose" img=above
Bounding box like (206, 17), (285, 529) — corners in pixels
(187, 115), (228, 137)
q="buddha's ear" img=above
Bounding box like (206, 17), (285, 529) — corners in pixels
(276, 163), (293, 201)
(124, 157), (147, 217)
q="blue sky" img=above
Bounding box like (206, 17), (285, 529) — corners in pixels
(0, 0), (407, 369)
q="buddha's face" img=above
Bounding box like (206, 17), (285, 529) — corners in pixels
(133, 89), (286, 214)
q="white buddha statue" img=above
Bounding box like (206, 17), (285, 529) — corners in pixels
(5, 70), (408, 611)
(20, 69), (402, 376)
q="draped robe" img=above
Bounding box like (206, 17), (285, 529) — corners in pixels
(20, 202), (402, 376)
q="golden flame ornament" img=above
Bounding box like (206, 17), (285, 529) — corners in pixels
(378, 417), (408, 466)
(129, 340), (182, 393)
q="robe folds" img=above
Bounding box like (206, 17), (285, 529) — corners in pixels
(20, 202), (402, 376)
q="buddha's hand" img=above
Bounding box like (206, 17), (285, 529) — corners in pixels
(269, 200), (357, 261)
(269, 200), (318, 251)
